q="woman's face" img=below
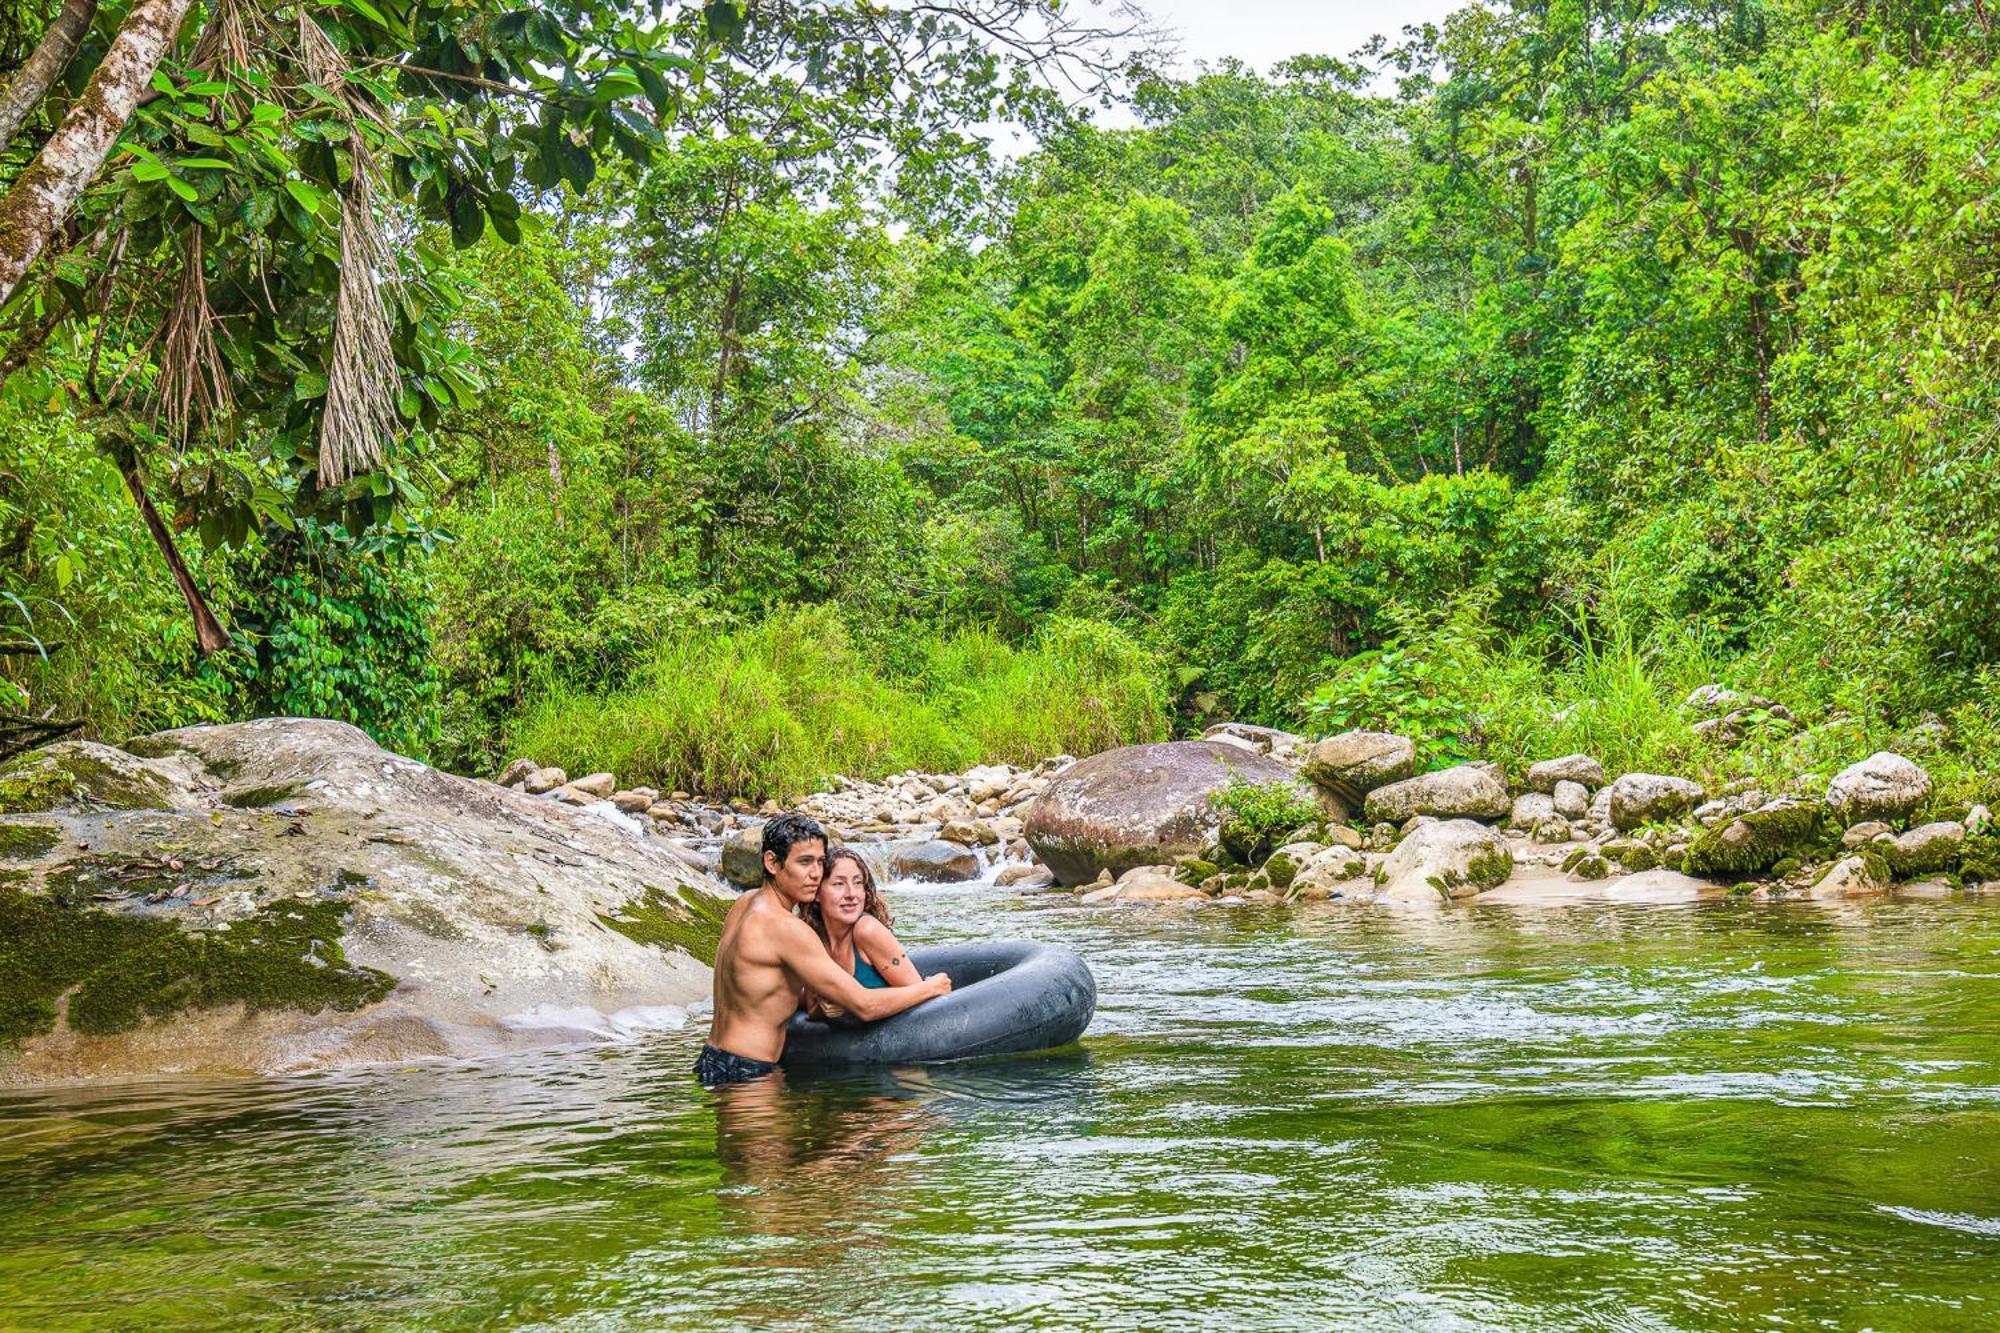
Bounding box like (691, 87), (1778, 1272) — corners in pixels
(817, 859), (867, 929)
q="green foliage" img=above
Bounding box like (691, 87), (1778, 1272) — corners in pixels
(508, 605), (1165, 799)
(230, 524), (440, 758)
(1213, 778), (1320, 866)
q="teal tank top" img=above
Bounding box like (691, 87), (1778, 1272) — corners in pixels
(852, 951), (890, 989)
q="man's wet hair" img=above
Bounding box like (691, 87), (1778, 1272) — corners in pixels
(760, 812), (827, 878)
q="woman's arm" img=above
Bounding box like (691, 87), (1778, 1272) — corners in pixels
(855, 916), (922, 986)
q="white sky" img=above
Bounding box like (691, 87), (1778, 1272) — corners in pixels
(1135, 0), (1465, 76)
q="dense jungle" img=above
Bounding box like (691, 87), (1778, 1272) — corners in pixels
(3, 0), (1997, 808)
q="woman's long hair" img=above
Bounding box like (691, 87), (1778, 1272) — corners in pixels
(802, 847), (893, 945)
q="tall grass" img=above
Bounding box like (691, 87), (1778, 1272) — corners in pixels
(507, 606), (1169, 799)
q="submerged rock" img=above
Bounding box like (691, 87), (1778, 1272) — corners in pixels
(1022, 741), (1313, 886)
(0, 720), (727, 1086)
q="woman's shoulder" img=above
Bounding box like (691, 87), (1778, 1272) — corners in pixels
(854, 913), (902, 948)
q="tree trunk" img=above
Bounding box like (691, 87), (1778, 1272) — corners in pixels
(118, 455), (230, 657)
(0, 0), (98, 155)
(0, 0), (193, 307)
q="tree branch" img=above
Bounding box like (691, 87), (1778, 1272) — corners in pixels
(0, 0), (99, 155)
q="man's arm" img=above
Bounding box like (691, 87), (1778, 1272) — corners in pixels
(770, 916), (949, 1020)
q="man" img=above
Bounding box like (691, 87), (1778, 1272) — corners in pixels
(696, 812), (950, 1086)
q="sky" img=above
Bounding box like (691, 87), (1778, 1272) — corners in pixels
(1136, 0), (1464, 77)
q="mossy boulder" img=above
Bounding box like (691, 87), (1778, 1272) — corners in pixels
(1683, 798), (1826, 878)
(0, 719), (727, 1086)
(1374, 818), (1512, 907)
(1022, 741), (1318, 885)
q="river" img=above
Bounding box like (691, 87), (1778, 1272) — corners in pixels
(2, 874), (1998, 1329)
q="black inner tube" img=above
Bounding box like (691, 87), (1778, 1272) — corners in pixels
(779, 940), (1096, 1069)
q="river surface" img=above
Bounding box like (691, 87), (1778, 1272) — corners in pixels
(3, 877), (1999, 1330)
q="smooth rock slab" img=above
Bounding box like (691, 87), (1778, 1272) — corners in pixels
(0, 720), (724, 1086)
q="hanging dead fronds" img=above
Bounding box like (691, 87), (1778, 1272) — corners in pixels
(153, 227), (232, 441)
(319, 144), (399, 486)
(296, 12), (401, 487)
(189, 0), (254, 76)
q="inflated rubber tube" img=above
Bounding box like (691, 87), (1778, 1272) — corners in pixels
(780, 940), (1096, 1069)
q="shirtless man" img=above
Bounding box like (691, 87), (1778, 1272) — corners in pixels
(695, 812), (950, 1086)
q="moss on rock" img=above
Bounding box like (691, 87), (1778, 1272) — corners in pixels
(0, 823), (60, 861)
(1175, 858), (1221, 886)
(0, 887), (395, 1045)
(1684, 800), (1825, 878)
(599, 885), (731, 966)
(1465, 848), (1513, 891)
(1262, 852), (1299, 890)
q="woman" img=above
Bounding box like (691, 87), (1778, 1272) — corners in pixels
(802, 848), (920, 1019)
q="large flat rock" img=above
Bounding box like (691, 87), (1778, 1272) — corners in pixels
(0, 719), (728, 1085)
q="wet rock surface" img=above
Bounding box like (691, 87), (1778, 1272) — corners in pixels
(0, 720), (726, 1086)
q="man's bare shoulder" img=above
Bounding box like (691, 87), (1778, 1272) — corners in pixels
(737, 894), (816, 950)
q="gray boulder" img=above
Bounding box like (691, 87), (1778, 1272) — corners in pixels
(1374, 819), (1513, 907)
(1606, 773), (1705, 831)
(521, 766), (567, 795)
(1022, 741), (1315, 886)
(1508, 792), (1556, 831)
(1202, 722), (1307, 757)
(1682, 797), (1823, 877)
(888, 839), (981, 883)
(1884, 821), (1965, 876)
(720, 824), (767, 888)
(0, 720), (725, 1086)
(1363, 765), (1510, 824)
(570, 771), (616, 799)
(1826, 752), (1932, 826)
(1527, 754), (1605, 792)
(496, 758), (538, 787)
(1302, 731), (1416, 800)
(1552, 780), (1590, 819)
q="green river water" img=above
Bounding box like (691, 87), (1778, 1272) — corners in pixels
(2, 878), (1998, 1329)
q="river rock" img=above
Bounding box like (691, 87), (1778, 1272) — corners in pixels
(1363, 765), (1510, 824)
(1022, 741), (1314, 885)
(1553, 780), (1590, 819)
(1826, 752), (1931, 826)
(1841, 820), (1892, 849)
(1682, 798), (1825, 877)
(939, 818), (998, 847)
(1302, 731), (1415, 800)
(496, 758), (538, 788)
(1202, 723), (1306, 757)
(1527, 755), (1605, 792)
(888, 840), (980, 883)
(1606, 773), (1705, 831)
(611, 790), (654, 814)
(1508, 792), (1556, 831)
(1811, 854), (1889, 898)
(1374, 818), (1513, 907)
(994, 863), (1055, 889)
(521, 766), (567, 795)
(1112, 869), (1205, 903)
(720, 824), (767, 888)
(0, 720), (726, 1086)
(1531, 815), (1572, 844)
(1286, 845), (1373, 900)
(570, 772), (616, 800)
(1884, 821), (1965, 876)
